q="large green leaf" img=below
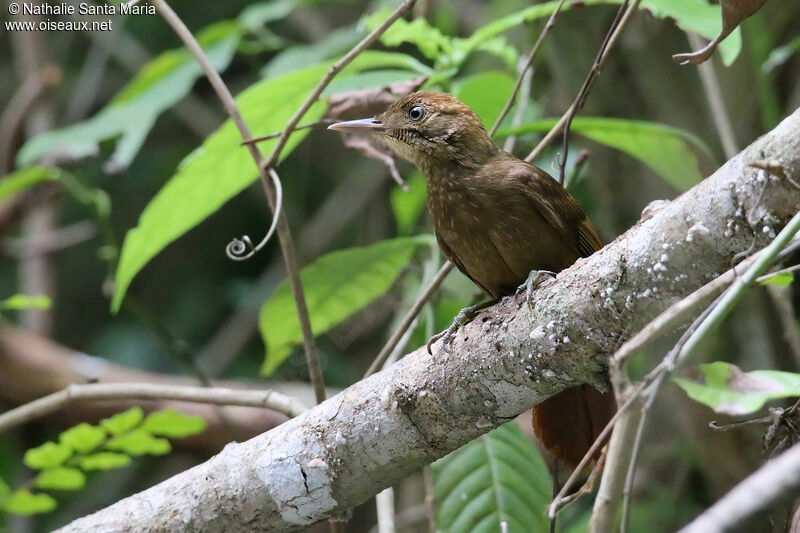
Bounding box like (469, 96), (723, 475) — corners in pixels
(260, 235), (433, 375)
(674, 362), (800, 416)
(18, 21), (240, 170)
(111, 51), (426, 312)
(431, 422), (552, 533)
(498, 117), (712, 190)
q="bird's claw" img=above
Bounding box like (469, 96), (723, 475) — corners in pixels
(516, 270), (557, 309)
(426, 302), (493, 355)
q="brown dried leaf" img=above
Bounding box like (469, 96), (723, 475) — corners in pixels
(326, 77), (427, 190)
(672, 0), (768, 66)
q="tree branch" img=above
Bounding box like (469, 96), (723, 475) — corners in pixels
(56, 108), (800, 533)
(680, 442), (800, 533)
(0, 382), (306, 434)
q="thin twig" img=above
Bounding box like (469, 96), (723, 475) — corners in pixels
(679, 442), (800, 533)
(687, 32), (738, 160)
(552, 239), (800, 518)
(489, 0), (567, 137)
(263, 0), (417, 170)
(525, 0), (641, 164)
(375, 487), (396, 533)
(558, 0), (630, 184)
(0, 68), (58, 174)
(241, 119), (337, 145)
(503, 66), (533, 153)
(1, 220), (96, 257)
(0, 382), (308, 434)
(589, 392), (644, 533)
(619, 214), (800, 529)
(149, 0), (327, 404)
(365, 261), (453, 378)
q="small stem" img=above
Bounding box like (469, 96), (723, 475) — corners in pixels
(149, 0), (327, 404)
(525, 0), (641, 164)
(0, 382), (307, 434)
(489, 0), (566, 137)
(263, 0), (418, 170)
(687, 32), (738, 159)
(241, 119), (337, 145)
(365, 261), (453, 378)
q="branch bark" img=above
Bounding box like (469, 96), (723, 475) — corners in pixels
(57, 108), (800, 532)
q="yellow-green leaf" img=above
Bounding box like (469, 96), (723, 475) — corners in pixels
(101, 407), (144, 435)
(34, 468), (85, 491)
(140, 410), (207, 438)
(2, 490), (57, 515)
(24, 442), (73, 470)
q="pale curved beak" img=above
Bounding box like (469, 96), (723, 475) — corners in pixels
(328, 117), (385, 133)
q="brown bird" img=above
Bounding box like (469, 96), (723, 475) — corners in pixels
(329, 92), (614, 466)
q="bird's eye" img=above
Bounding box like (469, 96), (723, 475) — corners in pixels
(408, 106), (426, 122)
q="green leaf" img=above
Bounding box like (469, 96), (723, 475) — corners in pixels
(59, 423), (106, 454)
(18, 21), (240, 170)
(260, 235), (433, 375)
(101, 407), (144, 435)
(140, 410), (207, 438)
(112, 51), (421, 313)
(758, 271), (794, 287)
(1, 490), (57, 515)
(498, 117), (712, 191)
(0, 294), (52, 311)
(106, 429), (171, 456)
(24, 442), (73, 470)
(74, 452), (132, 471)
(238, 0), (304, 32)
(674, 362), (800, 415)
(391, 173), (427, 235)
(0, 476), (11, 500)
(364, 9), (453, 61)
(0, 166), (60, 202)
(34, 468), (85, 491)
(431, 422), (551, 533)
(262, 24), (364, 78)
(452, 71), (515, 128)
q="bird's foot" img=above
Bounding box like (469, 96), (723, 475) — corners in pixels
(516, 270), (557, 309)
(427, 301), (494, 355)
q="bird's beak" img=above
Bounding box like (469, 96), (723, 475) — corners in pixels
(327, 117), (385, 133)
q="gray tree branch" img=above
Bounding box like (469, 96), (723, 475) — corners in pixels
(57, 108), (800, 532)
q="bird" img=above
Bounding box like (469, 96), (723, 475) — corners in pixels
(329, 91), (614, 467)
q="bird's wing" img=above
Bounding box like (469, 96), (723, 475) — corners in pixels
(434, 230), (497, 298)
(511, 162), (603, 258)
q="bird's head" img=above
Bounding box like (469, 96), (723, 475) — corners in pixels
(329, 92), (497, 173)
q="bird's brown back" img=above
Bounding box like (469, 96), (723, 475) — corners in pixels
(427, 150), (601, 298)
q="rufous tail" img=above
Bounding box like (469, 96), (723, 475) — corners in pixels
(531, 384), (616, 466)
